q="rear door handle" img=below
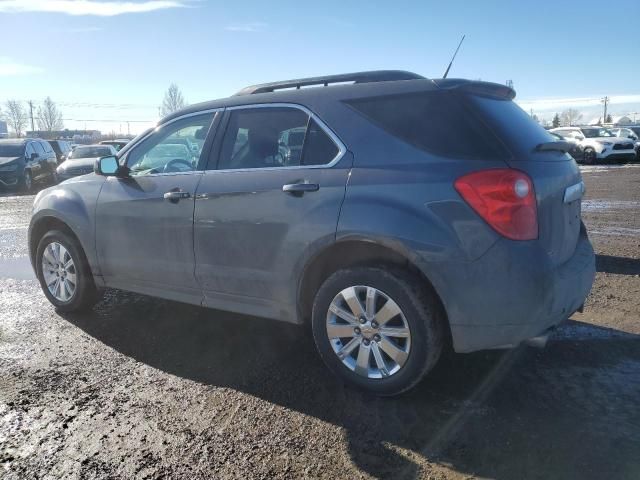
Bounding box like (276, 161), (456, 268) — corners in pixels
(282, 183), (319, 196)
(163, 190), (191, 203)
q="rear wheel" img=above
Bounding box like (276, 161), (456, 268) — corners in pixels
(35, 230), (101, 312)
(311, 267), (444, 396)
(583, 147), (596, 165)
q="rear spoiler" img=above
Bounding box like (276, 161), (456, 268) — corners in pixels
(533, 141), (574, 153)
(432, 79), (516, 100)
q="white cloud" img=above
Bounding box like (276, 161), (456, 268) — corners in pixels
(67, 26), (104, 32)
(225, 22), (267, 32)
(0, 57), (44, 76)
(517, 94), (640, 112)
(0, 0), (188, 16)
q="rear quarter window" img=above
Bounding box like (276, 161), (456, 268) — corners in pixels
(469, 95), (555, 151)
(345, 91), (508, 160)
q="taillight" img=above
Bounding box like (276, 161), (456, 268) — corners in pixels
(454, 169), (538, 241)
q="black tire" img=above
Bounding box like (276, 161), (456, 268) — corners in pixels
(583, 147), (596, 165)
(19, 169), (33, 192)
(35, 230), (101, 312)
(311, 267), (445, 396)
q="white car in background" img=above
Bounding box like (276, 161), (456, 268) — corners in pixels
(550, 126), (636, 164)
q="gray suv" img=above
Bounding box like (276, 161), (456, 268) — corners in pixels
(29, 71), (595, 395)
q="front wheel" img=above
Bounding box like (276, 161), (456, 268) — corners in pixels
(311, 267), (445, 396)
(583, 147), (596, 165)
(19, 169), (33, 192)
(35, 230), (101, 312)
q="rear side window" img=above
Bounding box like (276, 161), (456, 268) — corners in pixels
(346, 92), (507, 159)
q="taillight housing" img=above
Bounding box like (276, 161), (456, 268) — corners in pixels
(454, 169), (538, 241)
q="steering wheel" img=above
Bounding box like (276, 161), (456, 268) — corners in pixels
(163, 158), (193, 173)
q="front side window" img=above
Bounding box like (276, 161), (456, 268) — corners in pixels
(33, 142), (45, 155)
(216, 107), (340, 170)
(126, 113), (214, 176)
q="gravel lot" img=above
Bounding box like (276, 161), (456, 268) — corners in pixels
(1, 165), (639, 479)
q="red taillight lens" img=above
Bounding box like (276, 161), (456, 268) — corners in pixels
(454, 169), (538, 241)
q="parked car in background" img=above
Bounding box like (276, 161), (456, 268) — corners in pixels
(99, 139), (130, 152)
(0, 139), (58, 191)
(56, 144), (117, 181)
(29, 71), (595, 395)
(47, 140), (73, 164)
(549, 132), (584, 162)
(610, 127), (640, 159)
(279, 126), (306, 165)
(550, 126), (636, 164)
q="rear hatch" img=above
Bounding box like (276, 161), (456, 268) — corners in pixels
(466, 91), (583, 266)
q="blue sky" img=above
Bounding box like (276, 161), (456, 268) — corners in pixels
(1, 0), (639, 134)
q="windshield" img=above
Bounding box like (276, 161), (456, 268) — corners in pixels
(69, 146), (113, 159)
(0, 144), (24, 157)
(581, 128), (613, 138)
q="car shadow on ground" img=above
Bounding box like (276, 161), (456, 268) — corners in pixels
(62, 291), (640, 479)
(596, 254), (640, 276)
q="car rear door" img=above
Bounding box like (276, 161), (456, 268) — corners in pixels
(95, 111), (220, 304)
(193, 105), (351, 320)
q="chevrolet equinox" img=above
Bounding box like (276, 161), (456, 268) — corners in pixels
(29, 71), (596, 395)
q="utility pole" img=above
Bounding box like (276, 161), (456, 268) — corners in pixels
(601, 96), (609, 124)
(28, 101), (35, 131)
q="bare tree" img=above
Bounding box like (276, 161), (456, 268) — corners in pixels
(160, 83), (186, 117)
(560, 109), (583, 127)
(36, 97), (64, 136)
(4, 100), (29, 137)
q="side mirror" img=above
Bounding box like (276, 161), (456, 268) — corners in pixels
(30, 153), (38, 161)
(95, 156), (120, 176)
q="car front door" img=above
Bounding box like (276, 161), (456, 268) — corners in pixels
(30, 141), (47, 181)
(193, 105), (351, 320)
(95, 110), (219, 304)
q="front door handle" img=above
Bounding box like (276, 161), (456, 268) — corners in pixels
(163, 190), (191, 203)
(282, 183), (319, 196)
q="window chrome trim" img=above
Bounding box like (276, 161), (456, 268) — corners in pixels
(118, 108), (223, 176)
(204, 102), (347, 173)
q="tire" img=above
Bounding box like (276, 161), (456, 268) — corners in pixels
(583, 147), (596, 165)
(19, 169), (33, 192)
(311, 267), (445, 396)
(35, 230), (101, 312)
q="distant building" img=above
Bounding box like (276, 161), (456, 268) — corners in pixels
(0, 120), (8, 138)
(26, 129), (101, 143)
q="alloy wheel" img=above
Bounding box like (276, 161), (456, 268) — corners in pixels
(41, 242), (77, 302)
(326, 285), (411, 379)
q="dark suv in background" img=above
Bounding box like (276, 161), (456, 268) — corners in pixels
(29, 71), (595, 395)
(47, 140), (73, 164)
(0, 138), (58, 191)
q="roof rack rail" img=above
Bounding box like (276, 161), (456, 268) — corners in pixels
(234, 70), (425, 96)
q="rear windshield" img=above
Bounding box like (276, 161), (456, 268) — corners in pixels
(346, 91), (507, 160)
(470, 95), (554, 151)
(0, 144), (24, 157)
(70, 146), (113, 159)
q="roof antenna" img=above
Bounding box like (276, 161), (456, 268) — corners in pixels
(443, 34), (465, 79)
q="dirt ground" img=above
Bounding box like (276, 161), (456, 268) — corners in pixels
(1, 165), (639, 480)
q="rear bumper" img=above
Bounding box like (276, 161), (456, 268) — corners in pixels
(432, 224), (595, 353)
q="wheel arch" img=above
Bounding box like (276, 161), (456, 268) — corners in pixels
(29, 216), (84, 270)
(297, 239), (451, 342)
